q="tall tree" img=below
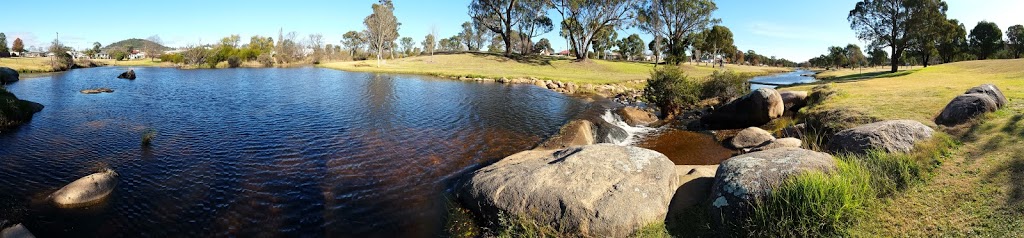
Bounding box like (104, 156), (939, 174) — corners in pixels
(648, 36), (668, 63)
(969, 21), (1002, 60)
(400, 37), (415, 56)
(1007, 24), (1024, 59)
(636, 0), (720, 65)
(591, 27), (618, 59)
(845, 44), (867, 68)
(342, 31), (364, 58)
(905, 0), (947, 67)
(364, 1), (401, 66)
(422, 34), (436, 56)
(0, 33), (8, 54)
(616, 33), (645, 61)
(469, 0), (522, 57)
(550, 0), (638, 61)
(849, 0), (944, 72)
(460, 22), (477, 51)
(867, 47), (889, 67)
(696, 25), (733, 68)
(827, 46), (848, 69)
(514, 0), (553, 55)
(936, 19), (967, 63)
(533, 38), (553, 54)
(12, 38), (25, 54)
(308, 34), (324, 63)
(144, 35), (164, 61)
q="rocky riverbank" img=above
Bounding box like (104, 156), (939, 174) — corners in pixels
(0, 67), (44, 133)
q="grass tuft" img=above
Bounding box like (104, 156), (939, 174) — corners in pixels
(141, 129), (157, 147)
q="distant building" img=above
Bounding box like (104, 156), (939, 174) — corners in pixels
(127, 50), (146, 60)
(94, 53), (110, 59)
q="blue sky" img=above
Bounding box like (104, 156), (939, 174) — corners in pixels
(2, 0), (1021, 61)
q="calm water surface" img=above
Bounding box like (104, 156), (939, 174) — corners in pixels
(749, 69), (816, 90)
(0, 67), (587, 237)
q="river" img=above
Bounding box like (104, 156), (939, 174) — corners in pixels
(749, 69), (817, 90)
(0, 67), (588, 237)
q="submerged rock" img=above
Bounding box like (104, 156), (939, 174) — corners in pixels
(828, 120), (934, 155)
(0, 224), (34, 238)
(463, 144), (678, 237)
(701, 88), (785, 129)
(0, 67), (19, 84)
(709, 148), (836, 225)
(50, 170), (119, 207)
(117, 69), (136, 80)
(80, 88), (114, 94)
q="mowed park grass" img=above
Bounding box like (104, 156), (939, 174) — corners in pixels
(788, 59), (1024, 236)
(0, 57), (171, 73)
(319, 53), (790, 85)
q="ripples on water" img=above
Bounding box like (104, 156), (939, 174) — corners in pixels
(0, 67), (587, 237)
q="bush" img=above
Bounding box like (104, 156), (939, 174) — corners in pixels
(257, 53), (275, 67)
(701, 70), (750, 103)
(160, 53), (184, 64)
(227, 55), (242, 68)
(643, 67), (701, 117)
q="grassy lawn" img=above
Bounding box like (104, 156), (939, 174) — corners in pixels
(319, 53), (789, 85)
(784, 59), (1024, 236)
(788, 59), (1024, 128)
(0, 57), (56, 73)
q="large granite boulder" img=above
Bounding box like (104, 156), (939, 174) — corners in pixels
(117, 69), (136, 80)
(701, 88), (785, 129)
(779, 90), (809, 112)
(750, 138), (803, 152)
(50, 170), (118, 207)
(965, 84), (1007, 109)
(709, 148), (836, 225)
(935, 94), (999, 126)
(729, 127), (775, 149)
(594, 120), (629, 144)
(0, 90), (44, 132)
(463, 144), (678, 237)
(828, 120), (934, 155)
(536, 119), (595, 149)
(0, 67), (19, 84)
(669, 165), (718, 212)
(617, 106), (658, 126)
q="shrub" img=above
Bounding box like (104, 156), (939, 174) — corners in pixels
(160, 53), (184, 64)
(257, 53), (275, 67)
(643, 67), (701, 117)
(701, 70), (750, 103)
(227, 55), (242, 68)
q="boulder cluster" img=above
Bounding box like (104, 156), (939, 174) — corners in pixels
(936, 84), (1007, 126)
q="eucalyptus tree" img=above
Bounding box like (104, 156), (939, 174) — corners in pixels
(533, 38), (553, 54)
(400, 37), (415, 56)
(421, 34), (436, 56)
(1007, 25), (1024, 59)
(695, 25), (733, 68)
(905, 0), (947, 67)
(636, 0), (719, 65)
(616, 34), (645, 61)
(848, 0), (947, 72)
(514, 0), (553, 55)
(460, 22), (477, 51)
(844, 44), (867, 69)
(591, 27), (618, 59)
(342, 31), (365, 58)
(364, 0), (401, 66)
(550, 0), (638, 61)
(969, 21), (1002, 60)
(936, 19), (967, 63)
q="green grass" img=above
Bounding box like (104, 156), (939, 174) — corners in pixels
(141, 129), (156, 147)
(319, 53), (789, 86)
(0, 87), (40, 131)
(0, 57), (57, 73)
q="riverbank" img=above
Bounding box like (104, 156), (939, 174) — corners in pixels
(318, 53), (790, 88)
(785, 59), (1024, 235)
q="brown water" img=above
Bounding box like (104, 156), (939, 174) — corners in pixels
(637, 129), (736, 165)
(0, 67), (588, 237)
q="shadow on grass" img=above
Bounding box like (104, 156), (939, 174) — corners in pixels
(813, 69), (920, 85)
(451, 51), (557, 67)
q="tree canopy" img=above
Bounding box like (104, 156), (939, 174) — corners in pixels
(551, 0), (638, 61)
(1007, 25), (1024, 59)
(848, 0), (946, 72)
(969, 21), (1002, 60)
(364, 1), (401, 66)
(636, 0), (719, 65)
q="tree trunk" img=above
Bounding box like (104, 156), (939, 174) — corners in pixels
(889, 45), (900, 73)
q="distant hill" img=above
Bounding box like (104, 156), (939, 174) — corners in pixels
(101, 38), (172, 51)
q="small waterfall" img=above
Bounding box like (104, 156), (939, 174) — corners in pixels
(599, 110), (657, 145)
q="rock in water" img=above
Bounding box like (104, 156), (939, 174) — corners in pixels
(117, 69), (136, 80)
(0, 224), (34, 238)
(80, 88), (115, 94)
(536, 119), (596, 149)
(701, 88), (785, 129)
(828, 120), (934, 155)
(709, 148), (836, 225)
(0, 67), (19, 84)
(935, 94), (999, 126)
(463, 144), (678, 237)
(729, 127), (775, 149)
(965, 84), (1007, 109)
(50, 170), (118, 207)
(616, 106), (658, 126)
